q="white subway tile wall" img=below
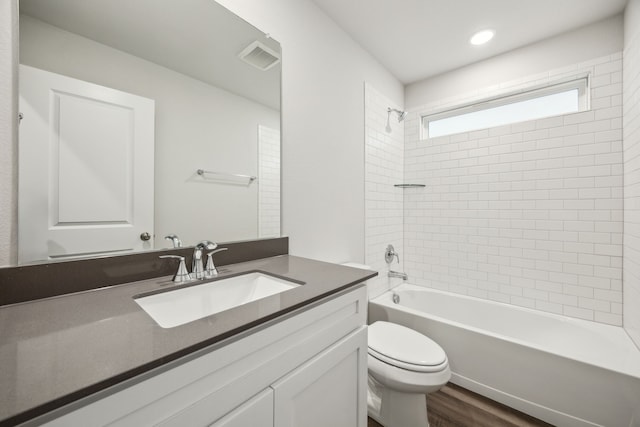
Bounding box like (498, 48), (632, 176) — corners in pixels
(624, 1), (640, 348)
(258, 125), (281, 238)
(364, 83), (405, 298)
(404, 54), (623, 325)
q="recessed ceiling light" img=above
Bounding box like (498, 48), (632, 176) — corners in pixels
(470, 29), (495, 46)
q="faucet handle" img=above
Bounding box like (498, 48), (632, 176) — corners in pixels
(159, 255), (192, 283)
(208, 248), (228, 256)
(385, 244), (400, 264)
(205, 248), (228, 278)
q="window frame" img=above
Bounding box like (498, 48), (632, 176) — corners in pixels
(421, 75), (590, 140)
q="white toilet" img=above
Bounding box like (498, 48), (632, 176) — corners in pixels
(367, 321), (451, 427)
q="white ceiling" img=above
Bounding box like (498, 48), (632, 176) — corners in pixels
(311, 0), (629, 84)
(19, 0), (281, 109)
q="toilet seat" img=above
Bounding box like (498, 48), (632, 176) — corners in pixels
(368, 321), (448, 373)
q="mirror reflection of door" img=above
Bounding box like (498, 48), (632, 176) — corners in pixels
(17, 0), (282, 264)
(19, 65), (155, 264)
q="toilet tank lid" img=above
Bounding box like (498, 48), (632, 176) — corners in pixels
(341, 262), (372, 270)
(368, 321), (447, 367)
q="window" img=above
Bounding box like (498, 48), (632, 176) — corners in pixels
(422, 77), (589, 139)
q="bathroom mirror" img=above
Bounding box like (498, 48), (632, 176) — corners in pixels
(17, 0), (281, 264)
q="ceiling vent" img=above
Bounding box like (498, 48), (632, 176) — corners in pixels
(238, 41), (281, 71)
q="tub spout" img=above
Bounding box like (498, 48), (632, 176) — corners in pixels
(388, 270), (408, 280)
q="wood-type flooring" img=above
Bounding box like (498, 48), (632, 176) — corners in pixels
(367, 383), (555, 427)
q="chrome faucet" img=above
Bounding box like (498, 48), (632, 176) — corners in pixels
(205, 248), (228, 278)
(385, 244), (408, 281)
(385, 244), (400, 264)
(388, 270), (408, 280)
(193, 240), (217, 279)
(164, 234), (182, 248)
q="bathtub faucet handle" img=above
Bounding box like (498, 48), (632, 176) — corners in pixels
(385, 244), (400, 264)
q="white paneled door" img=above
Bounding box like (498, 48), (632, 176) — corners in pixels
(19, 65), (155, 264)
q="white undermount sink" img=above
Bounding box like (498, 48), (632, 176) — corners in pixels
(135, 272), (301, 328)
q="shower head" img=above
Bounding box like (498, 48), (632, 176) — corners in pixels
(388, 107), (408, 122)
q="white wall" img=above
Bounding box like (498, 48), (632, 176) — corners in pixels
(364, 83), (405, 298)
(0, 0), (18, 266)
(405, 15), (624, 110)
(403, 44), (624, 324)
(624, 0), (640, 348)
(18, 15), (280, 251)
(0, 0), (403, 266)
(215, 0), (403, 263)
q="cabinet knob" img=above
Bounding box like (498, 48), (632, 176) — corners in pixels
(140, 232), (152, 241)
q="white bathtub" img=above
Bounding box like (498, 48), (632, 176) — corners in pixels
(369, 284), (640, 427)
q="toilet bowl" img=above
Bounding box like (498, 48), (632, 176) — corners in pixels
(367, 321), (451, 427)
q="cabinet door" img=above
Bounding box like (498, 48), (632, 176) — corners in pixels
(210, 388), (273, 427)
(272, 327), (367, 427)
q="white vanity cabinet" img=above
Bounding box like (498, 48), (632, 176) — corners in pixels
(39, 285), (367, 427)
(272, 328), (366, 427)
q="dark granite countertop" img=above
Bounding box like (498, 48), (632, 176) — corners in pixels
(0, 255), (376, 426)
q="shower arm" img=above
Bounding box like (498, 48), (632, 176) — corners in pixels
(387, 107), (408, 122)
